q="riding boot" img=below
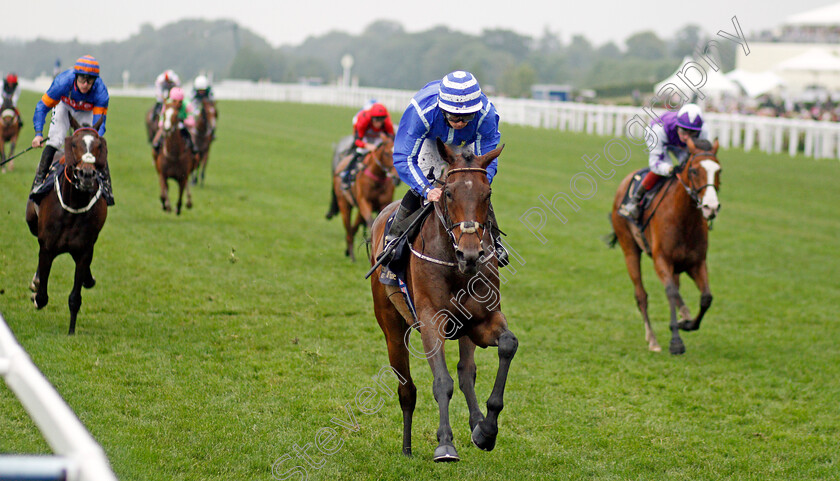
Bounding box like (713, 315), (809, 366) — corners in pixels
(378, 189), (422, 264)
(325, 187), (339, 219)
(622, 184), (648, 220)
(487, 203), (509, 267)
(31, 145), (57, 192)
(341, 152), (362, 191)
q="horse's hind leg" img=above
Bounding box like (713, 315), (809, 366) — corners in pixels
(175, 177), (186, 215)
(469, 311), (518, 452)
(457, 337), (485, 432)
(185, 177), (193, 210)
(680, 261), (712, 331)
(68, 249), (94, 335)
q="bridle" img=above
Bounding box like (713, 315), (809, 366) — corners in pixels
(363, 141), (398, 183)
(56, 128), (103, 214)
(675, 151), (718, 209)
(434, 167), (491, 256)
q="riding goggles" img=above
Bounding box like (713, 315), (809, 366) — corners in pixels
(444, 112), (475, 124)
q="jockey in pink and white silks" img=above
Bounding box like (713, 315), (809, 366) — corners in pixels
(380, 70), (508, 266)
(621, 103), (708, 220)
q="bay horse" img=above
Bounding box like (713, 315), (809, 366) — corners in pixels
(154, 101), (193, 214)
(1, 98), (21, 172)
(607, 137), (722, 355)
(332, 134), (398, 261)
(25, 115), (108, 335)
(190, 98), (218, 186)
(369, 139), (516, 462)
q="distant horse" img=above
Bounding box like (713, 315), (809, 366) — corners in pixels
(190, 98), (218, 186)
(369, 139), (515, 462)
(25, 116), (108, 335)
(0, 98), (21, 172)
(154, 101), (193, 214)
(607, 137), (722, 355)
(144, 104), (159, 143)
(332, 133), (398, 261)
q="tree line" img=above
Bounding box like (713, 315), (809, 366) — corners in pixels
(0, 19), (736, 98)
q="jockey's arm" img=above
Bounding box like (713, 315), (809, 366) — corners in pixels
(393, 107), (434, 198)
(476, 106), (502, 183)
(647, 123), (673, 176)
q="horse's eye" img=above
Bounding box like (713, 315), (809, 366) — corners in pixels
(445, 190), (453, 199)
(689, 168), (698, 177)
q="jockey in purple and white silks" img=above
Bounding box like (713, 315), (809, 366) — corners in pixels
(381, 70), (508, 266)
(621, 103), (708, 220)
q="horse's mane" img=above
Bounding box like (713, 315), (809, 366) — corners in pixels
(693, 139), (713, 151)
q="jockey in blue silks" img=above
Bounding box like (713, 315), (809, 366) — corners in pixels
(31, 55), (111, 201)
(621, 103), (708, 220)
(380, 70), (508, 266)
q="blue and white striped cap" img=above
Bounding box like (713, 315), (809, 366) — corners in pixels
(438, 71), (483, 114)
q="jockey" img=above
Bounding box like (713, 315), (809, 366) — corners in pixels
(190, 75), (214, 107)
(153, 69), (181, 119)
(2, 73), (22, 125)
(340, 101), (394, 189)
(152, 87), (199, 158)
(621, 103), (708, 220)
(380, 70), (508, 266)
(31, 55), (112, 203)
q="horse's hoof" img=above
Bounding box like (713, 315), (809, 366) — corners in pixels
(677, 321), (696, 331)
(648, 344), (662, 352)
(669, 339), (686, 355)
(433, 444), (459, 462)
(83, 276), (96, 289)
(32, 294), (47, 309)
(471, 423), (497, 452)
(186, 202), (192, 209)
(402, 447), (412, 457)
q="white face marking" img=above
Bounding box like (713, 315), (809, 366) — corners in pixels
(465, 180), (473, 189)
(81, 134), (97, 164)
(699, 160), (721, 216)
(164, 108), (174, 130)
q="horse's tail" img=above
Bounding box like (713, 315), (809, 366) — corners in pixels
(602, 212), (618, 248)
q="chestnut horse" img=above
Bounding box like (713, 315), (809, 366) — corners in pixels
(25, 116), (108, 335)
(154, 101), (193, 214)
(1, 98), (21, 172)
(144, 104), (158, 143)
(608, 137), (722, 355)
(369, 140), (515, 462)
(190, 98), (218, 186)
(332, 134), (398, 261)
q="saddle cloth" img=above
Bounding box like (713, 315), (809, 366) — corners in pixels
(618, 167), (668, 221)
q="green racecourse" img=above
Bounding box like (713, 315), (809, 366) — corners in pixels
(1, 91), (839, 480)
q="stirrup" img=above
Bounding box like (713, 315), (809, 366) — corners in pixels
(494, 239), (509, 267)
(620, 202), (640, 220)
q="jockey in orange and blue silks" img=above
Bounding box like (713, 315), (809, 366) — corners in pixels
(30, 55), (113, 204)
(621, 103), (708, 220)
(381, 71), (508, 266)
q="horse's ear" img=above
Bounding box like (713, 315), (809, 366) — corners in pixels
(68, 112), (81, 131)
(98, 136), (108, 166)
(64, 136), (76, 166)
(712, 138), (719, 155)
(93, 115), (105, 132)
(435, 138), (456, 165)
(477, 144), (505, 170)
(685, 136), (697, 153)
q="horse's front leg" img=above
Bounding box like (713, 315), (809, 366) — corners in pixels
(469, 311), (518, 452)
(175, 176), (186, 215)
(419, 316), (459, 462)
(184, 174), (193, 210)
(457, 337), (485, 432)
(68, 249), (94, 335)
(653, 256), (686, 355)
(159, 172), (171, 212)
(32, 248), (55, 309)
(680, 261), (713, 331)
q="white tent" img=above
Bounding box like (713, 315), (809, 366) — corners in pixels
(776, 48), (840, 73)
(654, 57), (740, 99)
(726, 69), (787, 98)
(785, 2), (840, 27)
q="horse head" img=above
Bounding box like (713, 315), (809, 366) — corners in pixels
(436, 139), (505, 275)
(371, 134), (398, 182)
(66, 115), (107, 193)
(684, 137), (722, 220)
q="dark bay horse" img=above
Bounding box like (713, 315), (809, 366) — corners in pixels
(369, 140), (515, 462)
(332, 134), (398, 261)
(1, 98), (21, 172)
(190, 98), (218, 186)
(608, 137), (722, 354)
(144, 105), (158, 143)
(25, 116), (108, 335)
(154, 101), (193, 214)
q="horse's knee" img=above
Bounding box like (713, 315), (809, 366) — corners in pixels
(665, 283), (680, 300)
(498, 331), (518, 360)
(635, 291), (648, 309)
(700, 292), (713, 309)
(398, 382), (416, 411)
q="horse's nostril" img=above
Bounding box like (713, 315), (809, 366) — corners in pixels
(478, 250), (485, 259)
(456, 250), (465, 262)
